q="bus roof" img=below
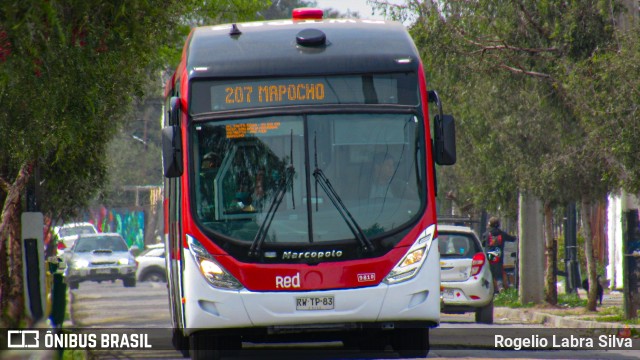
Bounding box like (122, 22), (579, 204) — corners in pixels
(184, 19), (421, 80)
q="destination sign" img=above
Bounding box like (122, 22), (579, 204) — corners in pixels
(223, 83), (325, 106)
(190, 74), (418, 113)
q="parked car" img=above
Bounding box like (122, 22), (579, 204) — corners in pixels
(53, 222), (98, 255)
(135, 243), (167, 282)
(438, 224), (494, 323)
(63, 233), (137, 289)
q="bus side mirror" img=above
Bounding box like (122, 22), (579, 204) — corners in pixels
(434, 114), (456, 165)
(168, 96), (180, 126)
(162, 125), (183, 178)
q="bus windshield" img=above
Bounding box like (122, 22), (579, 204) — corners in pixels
(193, 114), (424, 248)
(192, 113), (423, 247)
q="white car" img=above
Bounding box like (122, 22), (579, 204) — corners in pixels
(438, 225), (494, 323)
(135, 244), (166, 282)
(54, 222), (98, 255)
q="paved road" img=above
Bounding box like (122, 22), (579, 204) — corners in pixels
(71, 280), (169, 328)
(69, 281), (640, 359)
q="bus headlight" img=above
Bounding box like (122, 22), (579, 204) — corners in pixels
(383, 224), (435, 284)
(187, 235), (244, 290)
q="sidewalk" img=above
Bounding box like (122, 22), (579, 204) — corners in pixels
(495, 289), (640, 330)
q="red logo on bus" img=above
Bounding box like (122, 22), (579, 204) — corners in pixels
(275, 273), (301, 288)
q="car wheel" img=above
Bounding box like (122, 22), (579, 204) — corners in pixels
(392, 327), (429, 358)
(123, 277), (137, 288)
(475, 300), (494, 324)
(141, 269), (166, 282)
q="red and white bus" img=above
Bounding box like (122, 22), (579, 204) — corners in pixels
(162, 8), (456, 359)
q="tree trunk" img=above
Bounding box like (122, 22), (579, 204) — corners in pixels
(0, 213), (6, 326)
(581, 199), (598, 312)
(7, 204), (24, 326)
(544, 202), (557, 305)
(0, 162), (33, 326)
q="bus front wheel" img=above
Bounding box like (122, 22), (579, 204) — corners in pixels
(172, 329), (189, 358)
(392, 327), (429, 358)
(189, 331), (241, 360)
(190, 331), (220, 360)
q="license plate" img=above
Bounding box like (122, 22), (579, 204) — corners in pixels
(296, 296), (334, 310)
(442, 288), (455, 300)
(95, 268), (111, 274)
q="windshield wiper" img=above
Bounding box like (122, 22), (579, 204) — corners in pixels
(248, 165), (294, 257)
(249, 130), (296, 258)
(313, 169), (375, 253)
(312, 134), (375, 253)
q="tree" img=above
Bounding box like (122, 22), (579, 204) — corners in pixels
(0, 0), (267, 327)
(373, 0), (638, 309)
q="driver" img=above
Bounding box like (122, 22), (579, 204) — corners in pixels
(199, 152), (221, 217)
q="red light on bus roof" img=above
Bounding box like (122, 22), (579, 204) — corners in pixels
(292, 8), (324, 20)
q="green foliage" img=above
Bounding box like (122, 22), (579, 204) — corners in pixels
(585, 306), (640, 325)
(0, 0), (271, 324)
(557, 291), (587, 308)
(494, 287), (535, 308)
(0, 0), (269, 222)
(494, 287), (585, 308)
(61, 349), (86, 360)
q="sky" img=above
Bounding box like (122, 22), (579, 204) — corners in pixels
(313, 0), (400, 20)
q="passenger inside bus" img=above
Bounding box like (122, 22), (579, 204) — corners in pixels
(223, 147), (266, 214)
(230, 169), (255, 212)
(369, 152), (399, 199)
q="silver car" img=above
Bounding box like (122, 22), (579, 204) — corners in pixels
(438, 225), (494, 323)
(64, 233), (137, 289)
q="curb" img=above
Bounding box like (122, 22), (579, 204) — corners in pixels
(495, 307), (640, 329)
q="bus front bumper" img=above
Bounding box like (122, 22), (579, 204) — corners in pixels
(179, 242), (441, 335)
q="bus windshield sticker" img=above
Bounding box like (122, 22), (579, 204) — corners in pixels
(226, 122), (282, 139)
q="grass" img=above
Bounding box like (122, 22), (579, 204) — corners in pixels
(62, 349), (86, 360)
(495, 287), (640, 326)
(583, 306), (640, 325)
(494, 288), (585, 309)
(493, 287), (535, 308)
(556, 291), (587, 308)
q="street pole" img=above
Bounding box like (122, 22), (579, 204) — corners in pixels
(518, 193), (544, 304)
(623, 202), (639, 320)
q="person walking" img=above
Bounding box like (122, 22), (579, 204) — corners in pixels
(482, 216), (516, 292)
